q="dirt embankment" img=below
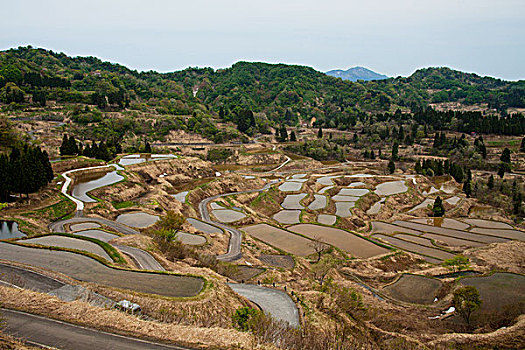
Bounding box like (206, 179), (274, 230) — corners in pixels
(51, 157), (106, 174)
(465, 241), (525, 274)
(0, 286), (258, 349)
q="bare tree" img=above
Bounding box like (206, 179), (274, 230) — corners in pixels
(309, 236), (329, 263)
(312, 255), (335, 286)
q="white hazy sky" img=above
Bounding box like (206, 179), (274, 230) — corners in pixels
(1, 0), (524, 80)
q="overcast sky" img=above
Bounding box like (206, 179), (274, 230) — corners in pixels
(1, 0), (524, 80)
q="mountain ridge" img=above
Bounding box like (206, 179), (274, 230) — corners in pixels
(326, 66), (388, 82)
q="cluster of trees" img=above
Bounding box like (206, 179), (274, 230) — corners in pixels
(0, 145), (53, 201)
(415, 158), (466, 182)
(60, 134), (118, 161)
(285, 139), (346, 162)
(433, 132), (469, 150)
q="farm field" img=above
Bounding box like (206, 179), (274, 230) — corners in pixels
(242, 224), (315, 256)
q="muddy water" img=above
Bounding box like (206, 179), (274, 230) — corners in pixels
(374, 180), (408, 196)
(118, 154), (177, 166)
(0, 221), (25, 239)
(71, 170), (124, 203)
(115, 212), (159, 228)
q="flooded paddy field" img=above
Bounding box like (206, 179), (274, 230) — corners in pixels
(118, 154), (177, 166)
(308, 194), (327, 210)
(374, 180), (408, 196)
(242, 224), (315, 256)
(281, 193), (307, 209)
(372, 234), (454, 262)
(71, 230), (119, 242)
(71, 170), (124, 203)
(115, 212), (159, 228)
(273, 210), (301, 224)
(22, 235), (111, 261)
(288, 224), (389, 258)
(176, 232), (206, 245)
(317, 214), (337, 225)
(211, 209), (246, 223)
(382, 274), (443, 304)
(409, 218), (470, 231)
(69, 222), (101, 231)
(187, 218), (222, 234)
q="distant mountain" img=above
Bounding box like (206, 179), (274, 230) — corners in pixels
(326, 66), (388, 82)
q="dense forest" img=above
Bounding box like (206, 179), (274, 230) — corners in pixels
(1, 46), (524, 134)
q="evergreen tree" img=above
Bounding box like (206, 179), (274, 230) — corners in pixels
(498, 163), (506, 178)
(432, 196), (445, 217)
(487, 175), (494, 189)
(387, 159), (395, 174)
(391, 142), (399, 161)
(144, 141), (152, 153)
(279, 125), (288, 142)
(290, 130), (297, 142)
(370, 149), (375, 160)
(463, 181), (472, 198)
(521, 137), (525, 152)
(317, 127), (323, 139)
(352, 133), (358, 143)
(415, 160), (422, 174)
(500, 148), (511, 163)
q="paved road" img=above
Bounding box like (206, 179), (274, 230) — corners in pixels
(227, 283), (299, 328)
(0, 243), (203, 297)
(2, 308), (192, 350)
(198, 180), (278, 262)
(114, 244), (165, 271)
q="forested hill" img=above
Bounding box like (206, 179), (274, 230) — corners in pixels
(1, 46), (524, 129)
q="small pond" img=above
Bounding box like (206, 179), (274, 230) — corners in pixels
(0, 221), (26, 239)
(116, 212), (159, 228)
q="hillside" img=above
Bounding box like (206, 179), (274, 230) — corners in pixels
(326, 66), (388, 81)
(1, 46), (525, 132)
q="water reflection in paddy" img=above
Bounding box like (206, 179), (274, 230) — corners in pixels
(71, 170), (124, 203)
(0, 221), (26, 239)
(118, 154), (177, 166)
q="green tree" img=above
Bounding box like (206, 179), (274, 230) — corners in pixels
(487, 175), (494, 189)
(521, 137), (525, 152)
(387, 159), (395, 174)
(317, 127), (323, 139)
(453, 286), (482, 326)
(290, 130), (297, 142)
(391, 142), (399, 161)
(497, 162), (507, 178)
(500, 147), (511, 163)
(144, 141), (152, 153)
(232, 307), (260, 331)
(432, 196), (445, 217)
(442, 255), (470, 272)
(463, 181), (472, 198)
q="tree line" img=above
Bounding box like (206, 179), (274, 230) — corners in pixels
(60, 134), (120, 162)
(0, 145), (54, 201)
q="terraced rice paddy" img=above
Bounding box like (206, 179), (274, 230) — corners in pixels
(175, 232), (206, 245)
(281, 193), (307, 209)
(338, 188), (369, 196)
(187, 218), (222, 234)
(370, 222), (422, 235)
(316, 175), (340, 186)
(318, 185), (333, 194)
(212, 209), (246, 223)
(372, 234), (454, 262)
(69, 222), (101, 231)
(461, 218), (513, 229)
(366, 198), (385, 215)
(383, 274), (442, 304)
(317, 214), (337, 225)
(116, 212), (159, 228)
(410, 218), (470, 231)
(445, 196), (461, 205)
(72, 230), (119, 242)
(288, 224), (389, 258)
(393, 221), (508, 244)
(278, 181), (304, 192)
(335, 202), (354, 217)
(210, 202), (224, 210)
(242, 224), (315, 256)
(258, 254), (295, 269)
(469, 228), (525, 240)
(308, 194), (327, 210)
(22, 235), (111, 261)
(374, 180), (408, 196)
(421, 232), (484, 248)
(71, 170), (124, 203)
(118, 154), (177, 166)
(273, 210), (301, 224)
(172, 191), (188, 203)
(408, 198), (434, 212)
(460, 272), (525, 314)
(348, 182), (366, 187)
(332, 195), (360, 202)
